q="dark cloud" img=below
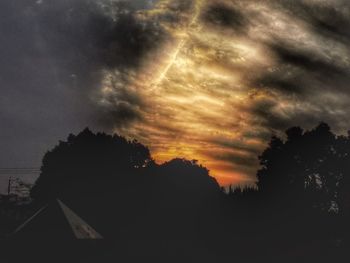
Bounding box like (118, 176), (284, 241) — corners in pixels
(207, 150), (258, 173)
(2, 0), (350, 188)
(249, 98), (291, 131)
(96, 101), (143, 129)
(202, 3), (247, 32)
(33, 0), (165, 85)
(255, 66), (305, 94)
(210, 138), (262, 156)
(0, 0), (163, 177)
(93, 76), (145, 130)
(248, 92), (350, 138)
(279, 0), (350, 42)
(242, 129), (273, 142)
(222, 154), (257, 168)
(270, 43), (346, 77)
(245, 0), (350, 141)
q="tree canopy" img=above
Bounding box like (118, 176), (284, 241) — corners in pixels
(30, 128), (153, 200)
(257, 122), (350, 214)
(30, 128), (221, 203)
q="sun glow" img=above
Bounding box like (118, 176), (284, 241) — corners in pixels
(109, 0), (285, 185)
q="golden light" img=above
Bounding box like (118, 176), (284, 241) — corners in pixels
(109, 0), (280, 186)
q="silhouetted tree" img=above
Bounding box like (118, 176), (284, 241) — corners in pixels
(336, 133), (350, 216)
(6, 124), (350, 262)
(159, 158), (220, 194)
(257, 123), (344, 213)
(30, 128), (153, 201)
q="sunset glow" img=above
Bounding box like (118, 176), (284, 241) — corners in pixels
(88, 0), (350, 186)
(3, 0), (349, 189)
(106, 0), (279, 185)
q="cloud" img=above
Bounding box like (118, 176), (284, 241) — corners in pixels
(121, 0), (350, 185)
(276, 0), (350, 42)
(201, 2), (247, 32)
(0, 0), (164, 171)
(2, 0), (350, 188)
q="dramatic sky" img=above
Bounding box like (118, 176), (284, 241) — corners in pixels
(1, 0), (350, 190)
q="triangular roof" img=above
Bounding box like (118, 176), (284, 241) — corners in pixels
(13, 199), (103, 240)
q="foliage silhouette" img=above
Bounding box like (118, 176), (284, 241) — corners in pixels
(257, 122), (346, 213)
(19, 128), (228, 263)
(3, 123), (350, 262)
(227, 123), (350, 262)
(30, 128), (153, 201)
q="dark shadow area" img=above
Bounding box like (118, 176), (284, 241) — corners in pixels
(1, 124), (350, 262)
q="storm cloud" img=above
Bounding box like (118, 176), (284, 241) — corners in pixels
(0, 0), (166, 191)
(1, 0), (350, 188)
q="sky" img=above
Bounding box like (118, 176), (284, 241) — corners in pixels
(1, 0), (350, 191)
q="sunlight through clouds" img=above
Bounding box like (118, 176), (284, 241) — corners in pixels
(7, 0), (348, 186)
(97, 0), (350, 186)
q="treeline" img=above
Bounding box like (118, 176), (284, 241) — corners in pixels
(226, 123), (350, 262)
(229, 123), (350, 218)
(3, 123), (350, 262)
(27, 128), (225, 246)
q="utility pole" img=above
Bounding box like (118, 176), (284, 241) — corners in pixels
(7, 176), (12, 195)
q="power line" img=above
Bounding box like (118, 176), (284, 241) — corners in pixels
(0, 168), (40, 171)
(0, 168), (40, 176)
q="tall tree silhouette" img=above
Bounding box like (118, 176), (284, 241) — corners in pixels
(257, 123), (344, 212)
(30, 128), (152, 201)
(336, 133), (350, 216)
